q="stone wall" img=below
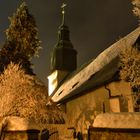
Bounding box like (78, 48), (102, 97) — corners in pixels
(64, 81), (133, 139)
(65, 86), (110, 139)
(1, 130), (40, 140)
(88, 127), (140, 140)
(0, 117), (71, 140)
(0, 125), (74, 140)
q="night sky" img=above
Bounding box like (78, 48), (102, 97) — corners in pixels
(0, 0), (138, 85)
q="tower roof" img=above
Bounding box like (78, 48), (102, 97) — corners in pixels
(50, 3), (77, 72)
(56, 3), (73, 48)
(61, 3), (67, 26)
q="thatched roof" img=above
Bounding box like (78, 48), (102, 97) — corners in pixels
(51, 27), (140, 103)
(0, 63), (64, 125)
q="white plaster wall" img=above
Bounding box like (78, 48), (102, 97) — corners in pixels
(108, 81), (134, 112)
(66, 87), (109, 136)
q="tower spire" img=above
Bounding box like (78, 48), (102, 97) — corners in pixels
(61, 3), (67, 25)
(50, 2), (77, 72)
(48, 2), (77, 95)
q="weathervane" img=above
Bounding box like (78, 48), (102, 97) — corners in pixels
(61, 3), (67, 25)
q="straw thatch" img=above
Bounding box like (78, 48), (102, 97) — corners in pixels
(0, 63), (65, 126)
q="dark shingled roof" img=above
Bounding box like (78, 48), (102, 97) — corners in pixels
(51, 27), (140, 103)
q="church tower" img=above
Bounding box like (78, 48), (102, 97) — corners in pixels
(48, 3), (77, 96)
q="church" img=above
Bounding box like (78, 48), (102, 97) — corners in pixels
(1, 2), (140, 140)
(47, 3), (140, 140)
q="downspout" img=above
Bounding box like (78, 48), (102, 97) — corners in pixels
(105, 84), (111, 98)
(104, 84), (112, 112)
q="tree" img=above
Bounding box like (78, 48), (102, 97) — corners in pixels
(119, 46), (140, 88)
(0, 41), (33, 74)
(119, 46), (140, 110)
(132, 0), (140, 19)
(5, 2), (41, 59)
(0, 2), (41, 74)
(0, 63), (64, 125)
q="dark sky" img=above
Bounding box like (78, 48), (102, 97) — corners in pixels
(0, 0), (138, 85)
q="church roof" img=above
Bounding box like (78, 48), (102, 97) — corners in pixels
(51, 27), (140, 103)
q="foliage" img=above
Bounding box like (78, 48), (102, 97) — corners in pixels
(119, 46), (140, 89)
(0, 2), (41, 74)
(0, 41), (33, 75)
(5, 2), (41, 59)
(0, 63), (64, 125)
(132, 0), (140, 17)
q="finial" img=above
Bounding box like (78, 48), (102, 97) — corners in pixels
(61, 3), (67, 25)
